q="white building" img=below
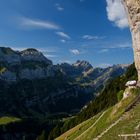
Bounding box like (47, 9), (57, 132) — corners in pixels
(123, 80), (137, 99)
(125, 80), (137, 88)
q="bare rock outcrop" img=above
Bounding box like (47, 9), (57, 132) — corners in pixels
(123, 0), (140, 81)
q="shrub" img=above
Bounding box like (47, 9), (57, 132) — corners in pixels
(117, 90), (124, 101)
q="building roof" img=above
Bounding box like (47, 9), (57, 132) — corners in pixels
(125, 80), (137, 87)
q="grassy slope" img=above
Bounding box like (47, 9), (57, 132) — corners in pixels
(102, 95), (140, 140)
(55, 113), (102, 140)
(0, 116), (21, 125)
(56, 88), (140, 140)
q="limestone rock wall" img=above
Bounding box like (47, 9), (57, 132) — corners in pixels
(123, 0), (140, 81)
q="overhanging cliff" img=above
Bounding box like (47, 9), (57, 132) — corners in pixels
(123, 0), (140, 82)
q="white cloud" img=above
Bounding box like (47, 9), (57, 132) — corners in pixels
(106, 0), (128, 29)
(118, 43), (131, 48)
(11, 47), (27, 51)
(82, 35), (106, 40)
(55, 3), (64, 11)
(19, 17), (60, 30)
(59, 60), (72, 64)
(98, 49), (109, 53)
(56, 32), (71, 39)
(41, 49), (58, 58)
(44, 54), (57, 58)
(110, 43), (131, 49)
(70, 49), (80, 55)
(60, 39), (66, 43)
(97, 63), (112, 68)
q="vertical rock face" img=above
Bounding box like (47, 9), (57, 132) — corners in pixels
(123, 0), (140, 81)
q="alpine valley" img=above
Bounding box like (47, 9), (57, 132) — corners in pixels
(0, 47), (129, 139)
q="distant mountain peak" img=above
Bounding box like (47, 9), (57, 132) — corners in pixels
(21, 48), (42, 56)
(0, 47), (17, 55)
(114, 64), (130, 68)
(73, 60), (93, 68)
(19, 48), (53, 65)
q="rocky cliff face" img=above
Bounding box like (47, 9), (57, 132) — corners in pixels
(59, 61), (128, 91)
(123, 0), (140, 81)
(0, 47), (55, 81)
(59, 60), (93, 78)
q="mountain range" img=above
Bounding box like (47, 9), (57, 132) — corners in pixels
(0, 47), (129, 117)
(0, 47), (135, 140)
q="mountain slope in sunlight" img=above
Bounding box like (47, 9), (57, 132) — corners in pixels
(56, 88), (140, 140)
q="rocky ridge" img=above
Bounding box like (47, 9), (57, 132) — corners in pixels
(123, 0), (140, 81)
(0, 47), (56, 81)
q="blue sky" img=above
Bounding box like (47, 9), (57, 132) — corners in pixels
(0, 0), (133, 67)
